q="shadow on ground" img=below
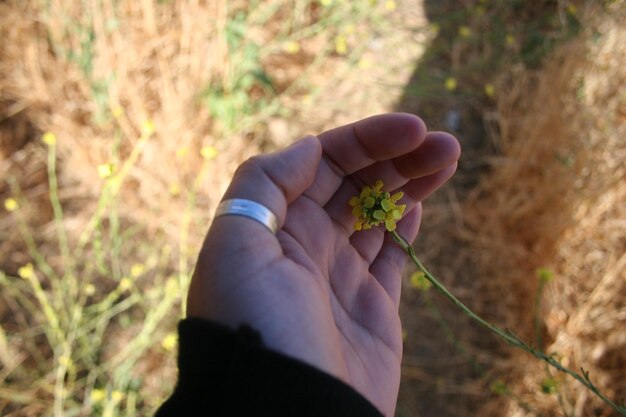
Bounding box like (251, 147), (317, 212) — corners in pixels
(393, 1), (581, 416)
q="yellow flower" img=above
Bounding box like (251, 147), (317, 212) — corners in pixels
(357, 57), (372, 70)
(97, 163), (116, 179)
(349, 180), (406, 232)
(84, 283), (96, 296)
(161, 332), (177, 351)
(283, 40), (300, 54)
(119, 277), (132, 291)
(165, 277), (179, 298)
(169, 183), (181, 196)
(18, 263), (35, 280)
(458, 26), (472, 39)
(484, 83), (495, 98)
(58, 354), (72, 368)
(4, 198), (18, 212)
(320, 0), (332, 6)
(335, 35), (348, 55)
(176, 147), (190, 158)
(505, 34), (515, 46)
(130, 263), (145, 278)
(566, 4), (577, 15)
(42, 132), (57, 146)
(141, 119), (155, 136)
(90, 388), (106, 403)
(111, 390), (125, 402)
(201, 145), (218, 160)
(445, 77), (457, 91)
(385, 0), (396, 11)
(410, 271), (432, 291)
(112, 106), (124, 119)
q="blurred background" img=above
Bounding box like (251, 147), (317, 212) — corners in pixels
(0, 0), (624, 416)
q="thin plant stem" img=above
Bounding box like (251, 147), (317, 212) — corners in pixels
(390, 231), (626, 416)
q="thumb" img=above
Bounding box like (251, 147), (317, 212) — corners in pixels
(217, 135), (322, 232)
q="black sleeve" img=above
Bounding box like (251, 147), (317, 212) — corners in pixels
(155, 318), (385, 417)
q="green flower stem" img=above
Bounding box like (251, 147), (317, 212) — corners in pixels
(391, 231), (626, 415)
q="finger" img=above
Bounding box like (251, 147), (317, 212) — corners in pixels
(348, 227), (385, 266)
(391, 131), (460, 181)
(401, 163), (457, 203)
(369, 204), (422, 306)
(215, 135), (322, 238)
(304, 113), (427, 206)
(340, 131), (461, 193)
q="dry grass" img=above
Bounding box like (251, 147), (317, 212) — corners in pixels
(0, 1), (417, 415)
(1, 0), (624, 416)
(461, 3), (625, 415)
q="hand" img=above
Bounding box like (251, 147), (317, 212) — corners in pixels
(187, 113), (460, 416)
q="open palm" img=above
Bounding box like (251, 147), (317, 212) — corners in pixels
(187, 113), (460, 416)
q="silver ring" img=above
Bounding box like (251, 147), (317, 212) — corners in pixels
(215, 199), (278, 234)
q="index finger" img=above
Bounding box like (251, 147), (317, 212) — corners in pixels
(304, 113), (427, 206)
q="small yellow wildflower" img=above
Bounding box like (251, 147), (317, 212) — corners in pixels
(161, 332), (177, 351)
(484, 83), (495, 98)
(18, 263), (35, 280)
(505, 34), (515, 46)
(357, 57), (373, 70)
(58, 354), (72, 368)
(410, 270), (432, 291)
(176, 147), (190, 158)
(201, 145), (218, 160)
(430, 23), (440, 36)
(169, 183), (181, 196)
(141, 119), (155, 136)
(42, 132), (57, 146)
(445, 77), (457, 91)
(90, 388), (106, 403)
(97, 163), (116, 179)
(165, 277), (179, 298)
(119, 277), (132, 291)
(566, 4), (577, 15)
(4, 198), (18, 212)
(283, 40), (300, 54)
(458, 26), (472, 39)
(385, 0), (396, 11)
(130, 263), (145, 278)
(111, 390), (125, 402)
(335, 35), (348, 55)
(320, 0), (332, 6)
(112, 106), (124, 119)
(84, 283), (96, 296)
(349, 180), (406, 232)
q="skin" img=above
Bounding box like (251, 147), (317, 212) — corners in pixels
(187, 113), (461, 416)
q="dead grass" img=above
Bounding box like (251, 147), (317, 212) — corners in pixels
(462, 3), (625, 415)
(1, 0), (624, 416)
